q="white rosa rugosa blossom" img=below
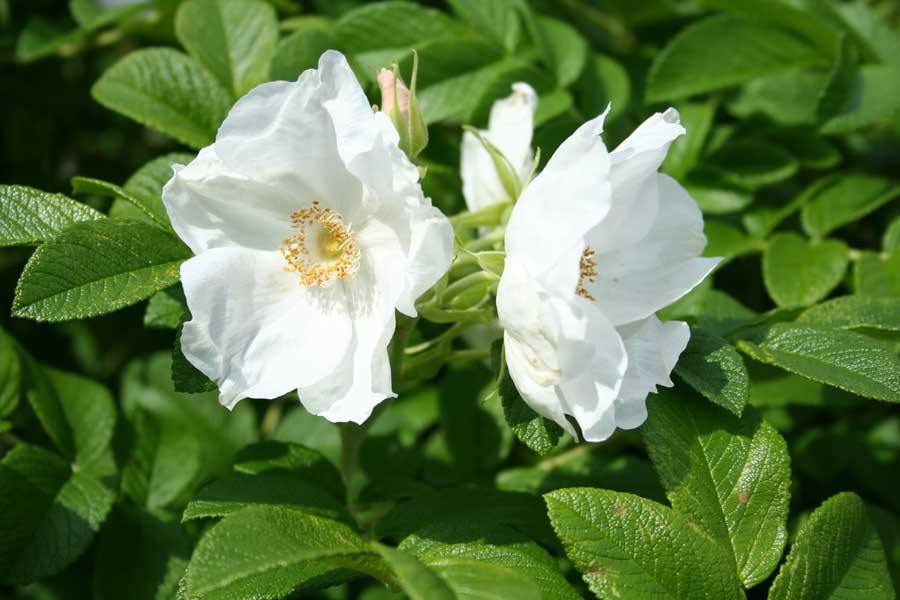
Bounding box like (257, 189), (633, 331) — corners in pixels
(497, 107), (720, 442)
(162, 51), (453, 423)
(460, 82), (538, 211)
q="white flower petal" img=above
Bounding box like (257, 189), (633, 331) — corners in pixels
(506, 109), (613, 279)
(461, 82), (538, 211)
(589, 174), (720, 325)
(504, 333), (577, 439)
(297, 222), (406, 423)
(179, 247), (353, 409)
(613, 316), (690, 430)
(396, 203), (455, 316)
(162, 147), (294, 255)
(589, 108), (686, 255)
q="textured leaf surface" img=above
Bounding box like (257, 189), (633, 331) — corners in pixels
(738, 324), (900, 403)
(232, 441), (345, 502)
(647, 15), (822, 101)
(176, 0), (277, 96)
(674, 331), (750, 416)
(183, 506), (388, 600)
(769, 493), (895, 599)
(0, 185), (103, 247)
(0, 445), (115, 584)
(399, 523), (581, 600)
(371, 544), (455, 600)
(144, 287), (186, 330)
(111, 153), (194, 227)
(642, 392), (791, 587)
(45, 367), (116, 471)
(763, 233), (848, 308)
(182, 471), (352, 525)
(797, 296), (900, 332)
(92, 48), (232, 148)
(0, 327), (21, 418)
(545, 488), (745, 599)
(801, 174), (900, 239)
(13, 219), (191, 322)
(72, 176), (169, 229)
(332, 1), (460, 54)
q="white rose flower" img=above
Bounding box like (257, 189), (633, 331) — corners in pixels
(460, 82), (538, 212)
(497, 107), (719, 441)
(162, 51), (453, 423)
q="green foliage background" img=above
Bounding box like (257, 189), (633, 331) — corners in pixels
(1, 1), (899, 599)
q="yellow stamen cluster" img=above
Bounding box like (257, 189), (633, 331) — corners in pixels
(280, 201), (360, 287)
(576, 246), (598, 301)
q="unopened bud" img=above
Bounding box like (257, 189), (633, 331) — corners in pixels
(378, 52), (428, 162)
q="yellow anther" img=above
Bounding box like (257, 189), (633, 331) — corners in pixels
(576, 246), (598, 301)
(280, 201), (360, 287)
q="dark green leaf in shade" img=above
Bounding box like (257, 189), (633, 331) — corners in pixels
(270, 28), (336, 82)
(144, 287), (187, 330)
(545, 488), (745, 599)
(854, 251), (900, 297)
(769, 493), (895, 599)
(0, 185), (104, 247)
(674, 330), (750, 415)
(0, 326), (21, 418)
(0, 445), (115, 584)
(642, 391), (791, 587)
(93, 507), (192, 600)
(12, 219), (191, 322)
(110, 153), (194, 227)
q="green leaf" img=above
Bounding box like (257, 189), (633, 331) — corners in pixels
(370, 544), (455, 600)
(233, 441), (345, 502)
(92, 48), (232, 149)
(0, 185), (104, 247)
(647, 15), (823, 102)
(144, 287), (187, 330)
(423, 557), (542, 600)
(642, 391), (791, 587)
(578, 53), (630, 123)
(0, 327), (21, 418)
(419, 59), (541, 125)
(737, 324), (900, 403)
(332, 1), (462, 54)
(447, 0), (521, 51)
(534, 89), (573, 127)
(539, 16), (588, 87)
(687, 182), (753, 215)
(111, 153), (194, 227)
(707, 139), (798, 188)
(45, 367), (116, 472)
(494, 342), (564, 455)
(820, 65), (900, 134)
(376, 487), (555, 547)
(728, 69), (829, 126)
(182, 506), (390, 600)
(183, 471), (353, 525)
(663, 101), (716, 180)
(797, 296), (900, 333)
(545, 488), (745, 599)
(763, 233), (849, 308)
(121, 410), (203, 510)
(270, 28), (336, 82)
(855, 251), (900, 297)
(93, 507), (192, 600)
(764, 128), (841, 170)
(399, 523), (580, 600)
(674, 330), (750, 416)
(769, 492), (895, 599)
(72, 176), (170, 229)
(176, 0), (278, 97)
(15, 17), (85, 63)
(801, 174), (900, 239)
(12, 219), (191, 322)
(868, 506), (900, 591)
(121, 353), (258, 480)
(0, 444), (115, 584)
(884, 216), (900, 252)
(834, 1), (900, 68)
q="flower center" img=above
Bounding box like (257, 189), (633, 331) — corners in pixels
(576, 246), (598, 301)
(280, 201), (360, 287)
